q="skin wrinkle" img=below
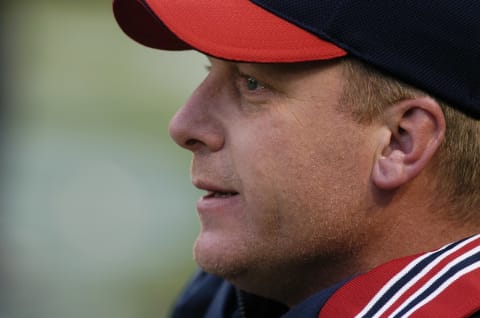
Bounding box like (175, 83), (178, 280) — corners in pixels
(286, 107), (305, 128)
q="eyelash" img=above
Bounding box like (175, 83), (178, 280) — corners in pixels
(238, 73), (266, 92)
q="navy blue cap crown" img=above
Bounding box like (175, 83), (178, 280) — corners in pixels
(253, 0), (480, 118)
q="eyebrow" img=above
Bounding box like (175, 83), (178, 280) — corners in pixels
(239, 59), (339, 79)
(207, 55), (342, 91)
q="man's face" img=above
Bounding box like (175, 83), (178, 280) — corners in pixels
(169, 57), (377, 299)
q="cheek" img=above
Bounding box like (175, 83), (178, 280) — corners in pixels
(229, 131), (291, 231)
(231, 129), (322, 231)
(234, 123), (370, 234)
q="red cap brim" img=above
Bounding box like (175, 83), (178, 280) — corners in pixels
(113, 0), (346, 63)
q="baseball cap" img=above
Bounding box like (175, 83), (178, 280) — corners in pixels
(113, 0), (480, 118)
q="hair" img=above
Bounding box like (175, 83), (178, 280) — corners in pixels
(339, 57), (480, 221)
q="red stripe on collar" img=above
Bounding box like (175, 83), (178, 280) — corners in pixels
(318, 234), (480, 318)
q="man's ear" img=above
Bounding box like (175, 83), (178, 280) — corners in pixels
(372, 97), (446, 190)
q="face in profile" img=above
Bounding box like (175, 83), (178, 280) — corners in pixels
(168, 57), (377, 298)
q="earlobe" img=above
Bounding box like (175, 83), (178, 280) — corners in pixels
(372, 149), (409, 189)
(371, 97), (446, 190)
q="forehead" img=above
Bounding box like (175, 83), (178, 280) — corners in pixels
(208, 56), (344, 77)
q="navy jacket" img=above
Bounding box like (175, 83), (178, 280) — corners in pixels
(170, 270), (349, 318)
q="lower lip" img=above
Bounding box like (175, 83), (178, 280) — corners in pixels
(196, 194), (242, 215)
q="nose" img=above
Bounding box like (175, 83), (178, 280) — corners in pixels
(168, 79), (225, 153)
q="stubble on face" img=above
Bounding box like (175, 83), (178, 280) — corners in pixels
(186, 59), (375, 303)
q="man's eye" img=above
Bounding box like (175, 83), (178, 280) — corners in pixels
(235, 71), (270, 97)
(245, 76), (264, 91)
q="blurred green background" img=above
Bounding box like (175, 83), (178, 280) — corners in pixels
(2, 1), (205, 317)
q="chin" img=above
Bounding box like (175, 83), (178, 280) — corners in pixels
(193, 231), (251, 280)
(193, 232), (310, 303)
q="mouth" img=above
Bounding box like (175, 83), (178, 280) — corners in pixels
(204, 190), (239, 199)
(193, 179), (239, 198)
(193, 180), (241, 214)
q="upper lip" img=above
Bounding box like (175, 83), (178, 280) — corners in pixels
(193, 179), (239, 195)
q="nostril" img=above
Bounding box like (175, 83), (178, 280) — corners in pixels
(185, 139), (199, 146)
